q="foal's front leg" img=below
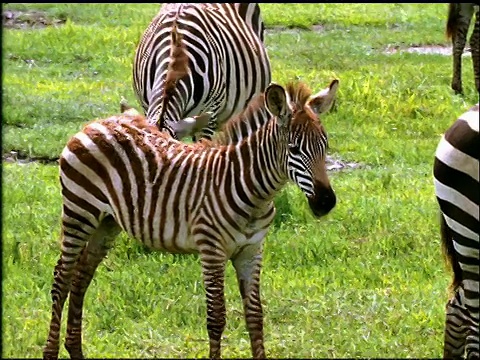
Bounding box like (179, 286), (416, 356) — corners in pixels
(232, 243), (265, 359)
(198, 242), (227, 359)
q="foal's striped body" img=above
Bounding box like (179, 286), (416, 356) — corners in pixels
(43, 80), (339, 359)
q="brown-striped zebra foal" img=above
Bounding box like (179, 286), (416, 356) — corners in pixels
(43, 79), (339, 359)
(446, 3), (480, 94)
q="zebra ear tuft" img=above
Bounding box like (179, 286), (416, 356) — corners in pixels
(265, 83), (292, 126)
(307, 79), (339, 116)
(120, 97), (141, 117)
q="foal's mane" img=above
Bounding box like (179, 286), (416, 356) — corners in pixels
(212, 82), (315, 146)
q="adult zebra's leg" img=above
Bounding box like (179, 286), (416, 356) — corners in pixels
(64, 216), (121, 359)
(443, 284), (480, 359)
(192, 110), (220, 142)
(43, 225), (92, 359)
(451, 6), (472, 94)
(444, 286), (468, 359)
(464, 274), (480, 358)
(465, 309), (480, 359)
(197, 238), (228, 359)
(232, 243), (265, 359)
(193, 125), (217, 142)
(470, 8), (480, 93)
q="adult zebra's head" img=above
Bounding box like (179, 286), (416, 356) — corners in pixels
(265, 79), (339, 217)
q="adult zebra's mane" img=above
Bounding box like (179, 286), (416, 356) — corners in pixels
(212, 81), (316, 146)
(157, 10), (189, 128)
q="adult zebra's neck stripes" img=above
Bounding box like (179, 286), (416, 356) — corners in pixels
(133, 3), (271, 140)
(434, 103), (479, 359)
(42, 79), (339, 360)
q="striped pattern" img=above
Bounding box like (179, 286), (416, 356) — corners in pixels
(446, 3), (479, 94)
(434, 103), (479, 359)
(133, 3), (271, 140)
(43, 80), (339, 360)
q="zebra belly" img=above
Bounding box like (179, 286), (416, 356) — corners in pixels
(117, 203), (199, 255)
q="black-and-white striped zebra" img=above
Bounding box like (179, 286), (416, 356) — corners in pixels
(132, 3), (271, 140)
(434, 103), (479, 359)
(446, 3), (479, 94)
(42, 79), (339, 360)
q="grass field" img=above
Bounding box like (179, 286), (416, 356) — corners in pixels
(2, 3), (479, 359)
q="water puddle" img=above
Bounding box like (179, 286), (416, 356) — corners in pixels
(384, 45), (472, 57)
(3, 150), (362, 171)
(3, 9), (66, 29)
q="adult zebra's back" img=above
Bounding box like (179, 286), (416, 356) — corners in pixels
(133, 3), (271, 140)
(433, 104), (479, 359)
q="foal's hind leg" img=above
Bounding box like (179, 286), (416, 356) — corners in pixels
(43, 223), (94, 359)
(64, 216), (121, 359)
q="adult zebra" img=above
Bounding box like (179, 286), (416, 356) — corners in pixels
(42, 77), (339, 360)
(446, 3), (479, 94)
(433, 103), (479, 359)
(132, 3), (271, 140)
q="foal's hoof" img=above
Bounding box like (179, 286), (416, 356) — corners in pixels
(65, 348), (84, 360)
(42, 350), (59, 360)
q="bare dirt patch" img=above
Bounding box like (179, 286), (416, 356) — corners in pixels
(265, 24), (325, 35)
(3, 9), (66, 30)
(3, 150), (362, 171)
(326, 155), (362, 171)
(3, 151), (59, 165)
(383, 44), (472, 57)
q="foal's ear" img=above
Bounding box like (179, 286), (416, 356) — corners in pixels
(307, 79), (339, 116)
(265, 83), (292, 126)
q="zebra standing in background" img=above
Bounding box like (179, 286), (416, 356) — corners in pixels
(434, 104), (479, 359)
(132, 3), (271, 140)
(42, 77), (339, 360)
(446, 3), (479, 94)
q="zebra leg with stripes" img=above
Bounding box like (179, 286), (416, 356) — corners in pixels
(64, 216), (121, 359)
(43, 212), (121, 360)
(197, 246), (228, 359)
(434, 103), (479, 359)
(443, 275), (479, 359)
(470, 7), (480, 93)
(446, 4), (476, 94)
(232, 241), (267, 358)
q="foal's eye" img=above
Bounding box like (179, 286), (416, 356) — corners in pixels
(288, 143), (301, 155)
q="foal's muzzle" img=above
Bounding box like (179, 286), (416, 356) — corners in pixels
(307, 187), (336, 217)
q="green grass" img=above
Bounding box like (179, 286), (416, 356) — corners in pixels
(2, 3), (477, 359)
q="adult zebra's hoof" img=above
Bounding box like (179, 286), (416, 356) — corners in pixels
(451, 83), (463, 95)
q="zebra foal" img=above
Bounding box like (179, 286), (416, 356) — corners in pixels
(133, 3), (271, 140)
(446, 3), (479, 94)
(434, 103), (479, 359)
(43, 79), (339, 359)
